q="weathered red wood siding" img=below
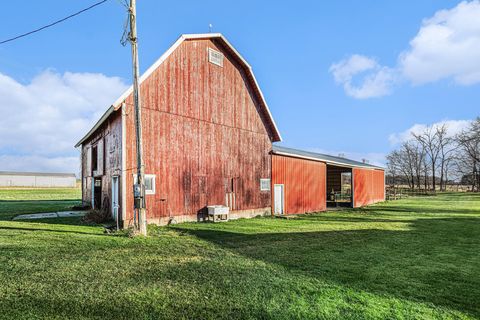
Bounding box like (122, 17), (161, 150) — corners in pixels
(271, 155), (326, 214)
(81, 110), (123, 210)
(123, 38), (273, 223)
(353, 168), (385, 207)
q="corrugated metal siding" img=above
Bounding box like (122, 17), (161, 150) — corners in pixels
(272, 154), (326, 214)
(353, 168), (385, 207)
(123, 39), (272, 221)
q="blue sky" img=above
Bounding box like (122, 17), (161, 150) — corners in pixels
(0, 0), (478, 172)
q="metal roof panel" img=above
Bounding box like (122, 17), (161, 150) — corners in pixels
(272, 145), (384, 170)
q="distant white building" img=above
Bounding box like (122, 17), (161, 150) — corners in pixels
(0, 171), (76, 188)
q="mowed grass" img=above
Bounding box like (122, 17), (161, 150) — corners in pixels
(0, 188), (81, 220)
(0, 190), (479, 319)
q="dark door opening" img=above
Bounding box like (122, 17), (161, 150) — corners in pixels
(93, 178), (102, 209)
(91, 145), (98, 175)
(326, 165), (353, 208)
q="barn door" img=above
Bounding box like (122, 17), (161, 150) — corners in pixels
(274, 184), (284, 215)
(111, 176), (120, 228)
(111, 176), (119, 219)
(91, 178), (95, 208)
(225, 177), (236, 210)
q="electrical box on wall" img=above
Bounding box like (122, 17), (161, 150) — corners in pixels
(133, 183), (145, 209)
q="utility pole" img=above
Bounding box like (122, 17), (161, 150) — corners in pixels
(128, 0), (147, 236)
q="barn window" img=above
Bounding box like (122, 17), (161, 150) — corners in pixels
(260, 179), (271, 191)
(133, 174), (156, 195)
(208, 48), (224, 67)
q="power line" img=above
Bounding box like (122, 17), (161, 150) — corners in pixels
(0, 0), (108, 45)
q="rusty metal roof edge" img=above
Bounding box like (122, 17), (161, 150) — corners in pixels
(272, 145), (385, 170)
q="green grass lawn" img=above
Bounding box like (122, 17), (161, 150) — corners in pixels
(0, 190), (479, 319)
(0, 188), (82, 220)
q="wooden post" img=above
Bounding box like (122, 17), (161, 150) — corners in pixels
(129, 0), (147, 236)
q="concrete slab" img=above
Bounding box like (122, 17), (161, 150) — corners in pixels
(12, 211), (87, 220)
(57, 211), (87, 218)
(13, 212), (58, 220)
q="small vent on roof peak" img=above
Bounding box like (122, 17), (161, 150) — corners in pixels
(208, 48), (224, 67)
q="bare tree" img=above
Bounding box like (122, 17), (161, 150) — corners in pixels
(387, 150), (410, 188)
(401, 142), (416, 189)
(454, 151), (478, 191)
(423, 156), (430, 190)
(386, 152), (399, 188)
(386, 142), (424, 190)
(442, 156), (456, 190)
(413, 126), (442, 191)
(436, 124), (456, 191)
(456, 118), (480, 191)
(457, 118), (480, 163)
(408, 141), (425, 189)
(387, 117), (480, 193)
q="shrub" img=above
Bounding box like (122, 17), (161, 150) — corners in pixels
(82, 208), (112, 224)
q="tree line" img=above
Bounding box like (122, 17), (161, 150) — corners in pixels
(386, 118), (480, 192)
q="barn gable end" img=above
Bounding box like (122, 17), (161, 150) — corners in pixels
(118, 35), (276, 224)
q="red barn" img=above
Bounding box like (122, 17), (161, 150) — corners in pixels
(271, 146), (385, 214)
(75, 33), (385, 226)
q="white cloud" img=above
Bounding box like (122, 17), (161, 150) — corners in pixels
(329, 55), (397, 99)
(0, 70), (128, 174)
(309, 148), (386, 167)
(400, 1), (480, 85)
(330, 55), (377, 83)
(388, 119), (471, 145)
(331, 1), (480, 98)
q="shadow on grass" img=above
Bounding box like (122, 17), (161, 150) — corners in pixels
(11, 216), (92, 226)
(370, 205), (480, 215)
(172, 216), (480, 317)
(0, 199), (81, 203)
(0, 199), (83, 221)
(0, 224), (104, 236)
(0, 216), (105, 235)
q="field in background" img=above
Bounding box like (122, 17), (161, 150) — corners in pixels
(0, 191), (478, 319)
(0, 188), (81, 220)
(385, 185), (475, 201)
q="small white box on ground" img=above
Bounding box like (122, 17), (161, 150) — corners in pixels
(207, 205), (229, 222)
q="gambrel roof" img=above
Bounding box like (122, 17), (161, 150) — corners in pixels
(75, 33), (282, 147)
